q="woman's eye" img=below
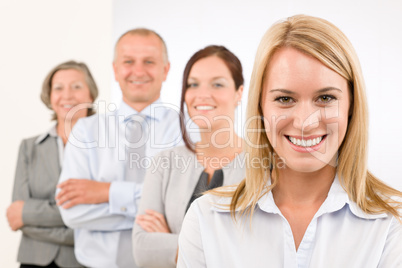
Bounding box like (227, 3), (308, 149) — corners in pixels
(275, 96), (294, 104)
(72, 84), (82, 90)
(124, 60), (133, 64)
(212, 83), (223, 88)
(317, 95), (336, 103)
(52, 86), (62, 91)
(187, 83), (198, 88)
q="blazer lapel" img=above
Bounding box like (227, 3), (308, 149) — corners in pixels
(181, 163), (204, 215)
(38, 136), (61, 181)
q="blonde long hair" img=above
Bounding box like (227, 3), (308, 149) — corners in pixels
(214, 14), (402, 221)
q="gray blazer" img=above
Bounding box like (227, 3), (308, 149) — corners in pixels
(12, 133), (82, 267)
(132, 146), (246, 268)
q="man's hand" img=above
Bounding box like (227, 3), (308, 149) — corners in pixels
(136, 209), (171, 233)
(56, 179), (111, 209)
(6, 200), (24, 231)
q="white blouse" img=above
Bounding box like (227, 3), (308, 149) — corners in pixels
(178, 177), (402, 268)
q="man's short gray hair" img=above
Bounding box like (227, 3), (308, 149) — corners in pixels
(113, 28), (169, 63)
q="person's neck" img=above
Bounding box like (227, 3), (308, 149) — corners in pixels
(272, 165), (336, 207)
(57, 118), (78, 145)
(196, 127), (243, 157)
(123, 97), (158, 113)
(195, 127), (242, 180)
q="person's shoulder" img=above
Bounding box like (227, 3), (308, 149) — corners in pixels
(18, 130), (55, 155)
(389, 197), (402, 223)
(75, 113), (103, 127)
(23, 130), (53, 147)
(71, 113), (108, 137)
(155, 103), (180, 121)
(231, 151), (248, 167)
(22, 135), (40, 144)
(223, 151), (246, 184)
(187, 194), (216, 215)
(191, 188), (236, 215)
(197, 192), (225, 205)
(151, 146), (194, 169)
(67, 114), (106, 146)
(154, 145), (192, 158)
(17, 136), (40, 154)
(171, 145), (193, 156)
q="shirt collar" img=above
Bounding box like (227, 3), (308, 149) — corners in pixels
(35, 124), (58, 144)
(211, 186), (241, 212)
(118, 98), (169, 123)
(316, 176), (388, 220)
(212, 175), (388, 220)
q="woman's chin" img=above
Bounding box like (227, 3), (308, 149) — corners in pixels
(279, 157), (334, 174)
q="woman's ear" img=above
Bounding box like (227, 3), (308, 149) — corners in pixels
(236, 85), (244, 105)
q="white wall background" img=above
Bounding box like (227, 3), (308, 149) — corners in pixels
(1, 0), (401, 266)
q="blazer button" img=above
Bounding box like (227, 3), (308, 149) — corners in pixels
(120, 207), (127, 212)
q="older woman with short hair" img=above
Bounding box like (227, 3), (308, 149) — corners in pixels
(6, 60), (98, 268)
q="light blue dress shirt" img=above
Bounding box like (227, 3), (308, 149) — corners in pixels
(178, 176), (402, 268)
(58, 100), (182, 268)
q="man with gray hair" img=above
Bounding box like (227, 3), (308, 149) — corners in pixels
(56, 28), (181, 268)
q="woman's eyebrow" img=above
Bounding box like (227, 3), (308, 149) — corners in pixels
(269, 87), (342, 94)
(269, 89), (295, 94)
(211, 76), (228, 81)
(316, 87), (343, 93)
(188, 76), (228, 82)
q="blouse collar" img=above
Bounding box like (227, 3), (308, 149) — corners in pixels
(212, 175), (388, 220)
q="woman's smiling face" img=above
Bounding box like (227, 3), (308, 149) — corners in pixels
(50, 69), (93, 122)
(261, 47), (351, 173)
(185, 56), (242, 130)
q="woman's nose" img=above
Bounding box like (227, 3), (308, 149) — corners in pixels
(195, 85), (212, 99)
(292, 102), (321, 132)
(62, 88), (73, 99)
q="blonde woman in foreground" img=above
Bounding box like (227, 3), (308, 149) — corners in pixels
(178, 15), (402, 267)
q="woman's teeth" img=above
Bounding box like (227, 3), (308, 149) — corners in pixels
(288, 136), (324, 147)
(195, 106), (214, 110)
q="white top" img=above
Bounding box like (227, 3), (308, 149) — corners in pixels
(178, 176), (402, 268)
